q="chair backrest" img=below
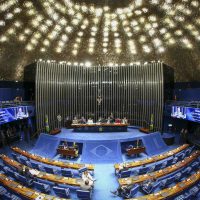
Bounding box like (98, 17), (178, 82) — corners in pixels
(120, 170), (131, 178)
(53, 186), (70, 198)
(4, 166), (15, 178)
(18, 156), (28, 165)
(129, 184), (140, 197)
(77, 189), (91, 199)
(30, 161), (40, 170)
(34, 181), (50, 192)
(154, 162), (163, 171)
(161, 161), (167, 169)
(166, 176), (175, 185)
(139, 166), (149, 174)
(14, 173), (32, 186)
(61, 169), (73, 177)
(11, 153), (18, 161)
(11, 194), (22, 200)
(191, 161), (199, 169)
(78, 167), (88, 174)
(44, 166), (54, 174)
(166, 158), (173, 166)
(37, 178), (55, 187)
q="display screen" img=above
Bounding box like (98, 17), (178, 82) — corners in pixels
(171, 106), (200, 123)
(0, 106), (35, 125)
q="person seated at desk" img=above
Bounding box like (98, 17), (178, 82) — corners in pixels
(17, 164), (26, 175)
(79, 116), (86, 124)
(87, 118), (94, 124)
(115, 118), (121, 123)
(80, 179), (93, 191)
(97, 117), (103, 124)
(106, 117), (112, 124)
(115, 163), (128, 175)
(63, 141), (68, 149)
(122, 117), (128, 124)
(72, 117), (79, 124)
(73, 142), (79, 150)
(65, 116), (72, 128)
(110, 184), (133, 198)
(82, 170), (96, 187)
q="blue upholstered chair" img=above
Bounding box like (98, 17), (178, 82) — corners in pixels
(174, 172), (182, 181)
(3, 166), (15, 178)
(18, 156), (28, 166)
(182, 166), (192, 176)
(173, 194), (185, 200)
(125, 184), (140, 198)
(0, 163), (5, 171)
(61, 169), (74, 177)
(138, 166), (149, 174)
(44, 166), (58, 174)
(160, 160), (168, 169)
(118, 170), (131, 178)
(154, 162), (163, 171)
(189, 186), (199, 196)
(25, 161), (32, 168)
(78, 167), (88, 175)
(34, 181), (51, 193)
(141, 180), (160, 194)
(1, 192), (11, 200)
(53, 186), (70, 198)
(11, 153), (19, 161)
(77, 189), (91, 200)
(11, 194), (22, 200)
(191, 161), (199, 170)
(14, 172), (33, 186)
(0, 186), (7, 196)
(166, 157), (174, 166)
(37, 178), (55, 187)
(177, 153), (185, 161)
(160, 176), (175, 188)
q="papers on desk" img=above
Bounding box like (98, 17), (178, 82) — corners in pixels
(29, 169), (40, 176)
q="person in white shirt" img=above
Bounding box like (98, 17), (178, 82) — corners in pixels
(122, 117), (128, 124)
(80, 180), (93, 191)
(82, 170), (95, 187)
(87, 118), (94, 124)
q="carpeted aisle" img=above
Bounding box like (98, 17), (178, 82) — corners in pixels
(93, 164), (122, 200)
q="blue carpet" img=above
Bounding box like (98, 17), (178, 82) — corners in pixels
(31, 134), (61, 158)
(81, 141), (122, 164)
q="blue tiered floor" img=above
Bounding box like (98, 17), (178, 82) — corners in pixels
(1, 128), (199, 200)
(31, 128), (169, 163)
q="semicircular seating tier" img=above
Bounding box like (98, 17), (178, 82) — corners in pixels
(115, 144), (189, 170)
(126, 169), (200, 200)
(1, 155), (82, 187)
(0, 173), (70, 200)
(118, 150), (200, 186)
(11, 146), (94, 171)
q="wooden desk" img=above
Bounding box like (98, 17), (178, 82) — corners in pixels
(71, 123), (128, 132)
(0, 155), (82, 186)
(57, 147), (78, 157)
(11, 146), (94, 171)
(127, 170), (200, 200)
(139, 127), (151, 134)
(115, 144), (189, 170)
(0, 173), (69, 200)
(50, 128), (61, 135)
(118, 151), (200, 186)
(126, 147), (146, 156)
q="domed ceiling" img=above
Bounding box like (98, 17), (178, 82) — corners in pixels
(0, 0), (200, 81)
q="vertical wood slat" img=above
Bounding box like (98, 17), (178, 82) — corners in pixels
(36, 62), (166, 131)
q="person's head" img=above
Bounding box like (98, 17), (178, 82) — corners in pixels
(85, 180), (89, 185)
(74, 117), (77, 120)
(81, 116), (84, 119)
(108, 117), (111, 119)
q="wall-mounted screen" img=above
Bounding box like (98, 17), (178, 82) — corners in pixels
(171, 106), (200, 123)
(0, 106), (35, 125)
